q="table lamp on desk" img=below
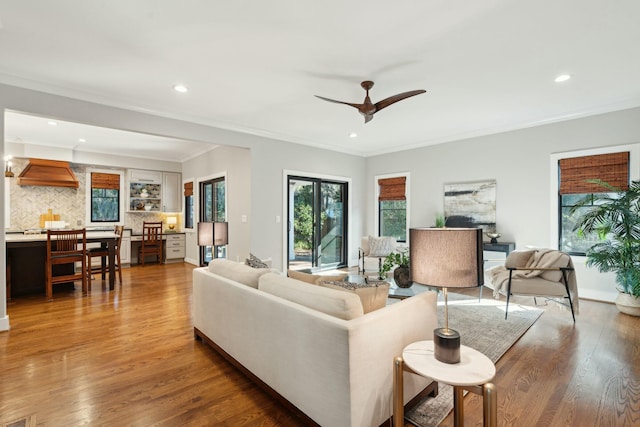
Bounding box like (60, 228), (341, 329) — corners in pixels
(166, 216), (177, 231)
(410, 227), (484, 364)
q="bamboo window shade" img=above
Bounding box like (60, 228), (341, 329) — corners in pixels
(559, 152), (629, 194)
(378, 177), (406, 201)
(91, 172), (120, 190)
(184, 181), (194, 197)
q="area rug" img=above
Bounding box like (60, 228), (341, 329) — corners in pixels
(405, 297), (543, 427)
(2, 414), (36, 427)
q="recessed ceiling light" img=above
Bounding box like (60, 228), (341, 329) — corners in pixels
(47, 121), (58, 126)
(554, 74), (571, 83)
(349, 132), (358, 138)
(173, 84), (188, 93)
(78, 138), (86, 143)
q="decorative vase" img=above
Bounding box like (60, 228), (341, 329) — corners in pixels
(615, 292), (640, 316)
(394, 266), (412, 288)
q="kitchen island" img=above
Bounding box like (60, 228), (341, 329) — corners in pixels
(6, 230), (118, 298)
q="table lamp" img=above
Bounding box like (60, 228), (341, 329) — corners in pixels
(410, 227), (483, 364)
(166, 216), (177, 230)
(197, 221), (229, 247)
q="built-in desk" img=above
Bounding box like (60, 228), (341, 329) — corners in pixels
(130, 232), (185, 264)
(5, 231), (118, 298)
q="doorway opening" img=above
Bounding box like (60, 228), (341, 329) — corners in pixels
(199, 176), (226, 266)
(287, 176), (348, 272)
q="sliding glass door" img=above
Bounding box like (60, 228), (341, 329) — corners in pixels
(287, 176), (347, 271)
(200, 177), (225, 265)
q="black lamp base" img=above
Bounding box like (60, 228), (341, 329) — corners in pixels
(434, 327), (460, 364)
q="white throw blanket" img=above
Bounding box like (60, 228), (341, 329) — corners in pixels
(487, 249), (579, 315)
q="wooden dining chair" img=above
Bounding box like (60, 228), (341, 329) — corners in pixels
(87, 225), (124, 288)
(138, 221), (163, 265)
(46, 228), (87, 300)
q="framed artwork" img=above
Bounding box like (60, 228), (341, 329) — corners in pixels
(443, 180), (496, 232)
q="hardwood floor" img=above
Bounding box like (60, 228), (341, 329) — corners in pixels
(1, 263), (639, 426)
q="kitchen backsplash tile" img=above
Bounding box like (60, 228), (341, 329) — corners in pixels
(8, 158), (167, 232)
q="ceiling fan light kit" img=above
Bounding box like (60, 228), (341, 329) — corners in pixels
(315, 80), (426, 123)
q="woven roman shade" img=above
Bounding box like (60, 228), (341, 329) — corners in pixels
(184, 181), (193, 197)
(378, 177), (406, 201)
(559, 152), (629, 194)
(91, 172), (120, 190)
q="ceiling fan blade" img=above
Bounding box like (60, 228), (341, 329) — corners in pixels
(314, 95), (363, 110)
(374, 89), (426, 112)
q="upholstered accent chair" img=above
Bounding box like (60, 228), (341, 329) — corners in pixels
(486, 249), (578, 321)
(358, 235), (396, 274)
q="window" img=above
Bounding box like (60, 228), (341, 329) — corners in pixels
(558, 152), (629, 255)
(378, 176), (407, 242)
(89, 171), (122, 223)
(184, 181), (194, 229)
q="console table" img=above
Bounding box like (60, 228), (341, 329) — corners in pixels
(483, 241), (515, 255)
(394, 340), (497, 427)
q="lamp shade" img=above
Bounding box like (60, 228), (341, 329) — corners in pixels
(410, 227), (484, 288)
(197, 222), (229, 246)
(166, 216), (177, 226)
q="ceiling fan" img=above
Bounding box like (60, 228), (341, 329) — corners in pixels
(315, 80), (426, 123)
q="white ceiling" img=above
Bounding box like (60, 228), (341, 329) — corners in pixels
(1, 0), (640, 160)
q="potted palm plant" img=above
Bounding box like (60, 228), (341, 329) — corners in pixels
(572, 179), (640, 316)
(381, 248), (412, 288)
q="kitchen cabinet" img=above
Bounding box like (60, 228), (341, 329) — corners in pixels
(165, 233), (186, 262)
(127, 169), (181, 213)
(162, 172), (181, 212)
(121, 229), (132, 265)
(129, 169), (162, 184)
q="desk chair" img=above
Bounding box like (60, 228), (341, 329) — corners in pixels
(46, 228), (87, 300)
(87, 225), (124, 288)
(139, 221), (163, 265)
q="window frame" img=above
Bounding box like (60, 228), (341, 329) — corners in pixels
(85, 168), (125, 227)
(183, 179), (195, 231)
(374, 172), (410, 243)
(549, 144), (639, 254)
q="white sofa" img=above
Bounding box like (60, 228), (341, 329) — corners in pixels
(193, 259), (438, 427)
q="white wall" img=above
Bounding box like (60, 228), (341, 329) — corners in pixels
(366, 107), (640, 302)
(181, 145), (252, 265)
(249, 140), (365, 271)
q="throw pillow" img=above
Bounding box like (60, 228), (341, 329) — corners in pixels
(368, 236), (395, 257)
(245, 252), (269, 269)
(287, 269), (347, 285)
(505, 250), (535, 269)
(319, 280), (390, 314)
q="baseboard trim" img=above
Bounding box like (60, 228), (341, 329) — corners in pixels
(0, 314), (10, 331)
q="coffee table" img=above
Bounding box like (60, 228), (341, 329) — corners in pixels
(344, 274), (433, 300)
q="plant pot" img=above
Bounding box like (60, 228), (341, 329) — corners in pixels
(614, 292), (640, 316)
(394, 266), (412, 288)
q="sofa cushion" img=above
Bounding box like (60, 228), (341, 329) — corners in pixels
(258, 273), (364, 320)
(287, 269), (347, 285)
(209, 258), (271, 288)
(368, 236), (395, 257)
(319, 280), (390, 314)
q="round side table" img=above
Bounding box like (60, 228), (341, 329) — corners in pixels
(393, 340), (497, 427)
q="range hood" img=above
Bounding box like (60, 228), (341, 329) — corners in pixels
(17, 158), (79, 188)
